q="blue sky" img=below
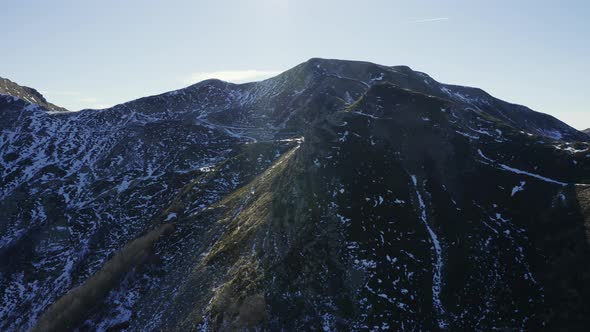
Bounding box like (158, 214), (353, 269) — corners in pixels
(1, 0), (588, 128)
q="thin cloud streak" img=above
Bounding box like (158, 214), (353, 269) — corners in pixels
(185, 70), (282, 84)
(42, 91), (81, 96)
(412, 17), (450, 23)
(42, 91), (111, 110)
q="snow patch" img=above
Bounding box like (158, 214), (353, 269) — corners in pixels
(410, 175), (447, 328)
(511, 181), (526, 197)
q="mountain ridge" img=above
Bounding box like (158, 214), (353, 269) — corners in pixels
(2, 58), (586, 142)
(0, 76), (68, 113)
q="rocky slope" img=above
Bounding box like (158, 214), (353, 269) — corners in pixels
(0, 77), (67, 113)
(583, 128), (590, 136)
(1, 58), (589, 331)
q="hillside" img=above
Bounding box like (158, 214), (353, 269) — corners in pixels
(1, 58), (589, 331)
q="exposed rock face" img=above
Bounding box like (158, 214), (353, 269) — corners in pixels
(1, 59), (589, 331)
(0, 77), (68, 113)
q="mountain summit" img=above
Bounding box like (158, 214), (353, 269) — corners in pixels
(1, 58), (589, 331)
(0, 76), (67, 113)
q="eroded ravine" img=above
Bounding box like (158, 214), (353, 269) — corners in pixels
(410, 174), (447, 329)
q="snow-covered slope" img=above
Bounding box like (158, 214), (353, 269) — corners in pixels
(1, 59), (590, 331)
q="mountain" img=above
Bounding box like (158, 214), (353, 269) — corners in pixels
(0, 76), (68, 113)
(583, 128), (590, 136)
(1, 58), (589, 331)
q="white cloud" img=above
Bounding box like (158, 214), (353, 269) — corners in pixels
(412, 17), (450, 23)
(185, 70), (282, 84)
(39, 90), (113, 110)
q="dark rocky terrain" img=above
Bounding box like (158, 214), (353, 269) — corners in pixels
(0, 77), (68, 113)
(583, 128), (590, 136)
(1, 58), (589, 331)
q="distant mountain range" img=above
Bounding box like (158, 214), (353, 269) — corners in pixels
(1, 58), (589, 331)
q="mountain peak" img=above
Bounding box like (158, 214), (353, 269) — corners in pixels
(0, 76), (67, 113)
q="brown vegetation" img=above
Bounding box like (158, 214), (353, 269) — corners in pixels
(32, 223), (175, 332)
